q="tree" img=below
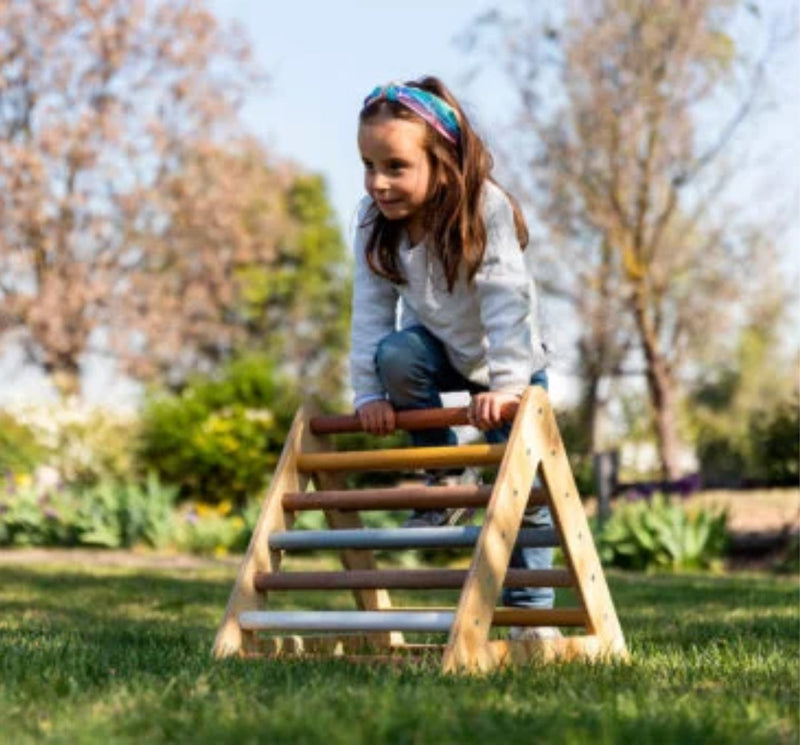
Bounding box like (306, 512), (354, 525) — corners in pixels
(0, 0), (255, 395)
(117, 141), (350, 400)
(233, 172), (352, 403)
(689, 271), (798, 485)
(0, 0), (350, 400)
(464, 0), (794, 477)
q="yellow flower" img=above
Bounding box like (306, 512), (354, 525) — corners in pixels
(195, 502), (215, 518)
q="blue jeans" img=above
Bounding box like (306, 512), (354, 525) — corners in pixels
(375, 325), (554, 610)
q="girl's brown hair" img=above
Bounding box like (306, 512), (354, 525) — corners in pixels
(359, 75), (528, 292)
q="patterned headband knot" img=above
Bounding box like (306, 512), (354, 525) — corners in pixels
(362, 83), (460, 145)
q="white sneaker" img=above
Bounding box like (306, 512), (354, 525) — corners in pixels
(508, 626), (563, 642)
(402, 468), (481, 528)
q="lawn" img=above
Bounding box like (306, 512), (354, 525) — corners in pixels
(0, 556), (797, 744)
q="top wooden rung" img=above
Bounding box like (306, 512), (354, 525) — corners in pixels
(309, 402), (519, 435)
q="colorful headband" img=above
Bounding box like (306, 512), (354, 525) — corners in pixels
(362, 83), (460, 145)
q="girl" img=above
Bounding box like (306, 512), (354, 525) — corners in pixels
(350, 76), (557, 631)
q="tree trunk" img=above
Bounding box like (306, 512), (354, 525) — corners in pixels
(581, 373), (602, 454)
(632, 290), (683, 479)
(645, 358), (682, 480)
(48, 361), (81, 400)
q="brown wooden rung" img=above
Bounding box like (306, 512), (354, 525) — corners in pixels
(309, 403), (518, 435)
(253, 568), (573, 592)
(491, 607), (587, 627)
(296, 443), (505, 473)
(282, 485), (547, 511)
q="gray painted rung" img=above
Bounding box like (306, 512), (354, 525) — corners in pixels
(239, 610), (454, 633)
(269, 526), (558, 552)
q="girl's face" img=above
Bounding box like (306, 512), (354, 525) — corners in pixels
(358, 114), (432, 234)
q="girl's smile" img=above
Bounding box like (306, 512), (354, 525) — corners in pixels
(358, 114), (432, 240)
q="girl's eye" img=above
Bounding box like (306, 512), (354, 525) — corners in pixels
(388, 161), (405, 172)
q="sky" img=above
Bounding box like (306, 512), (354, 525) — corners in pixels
(1, 0), (797, 408)
(208, 0), (799, 241)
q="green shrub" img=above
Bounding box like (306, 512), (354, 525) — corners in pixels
(75, 475), (178, 549)
(748, 397), (799, 485)
(139, 353), (300, 506)
(173, 500), (250, 556)
(0, 475), (178, 550)
(773, 534), (800, 575)
(0, 484), (80, 547)
(695, 397), (800, 487)
(597, 494), (728, 571)
(0, 411), (45, 475)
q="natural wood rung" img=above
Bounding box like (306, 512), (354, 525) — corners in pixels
(296, 443), (505, 473)
(309, 403), (518, 435)
(282, 485), (547, 511)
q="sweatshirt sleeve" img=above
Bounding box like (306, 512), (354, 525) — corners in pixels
(473, 185), (536, 395)
(349, 206), (399, 408)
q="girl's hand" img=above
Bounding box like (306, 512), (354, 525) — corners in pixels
(468, 391), (520, 431)
(357, 400), (396, 436)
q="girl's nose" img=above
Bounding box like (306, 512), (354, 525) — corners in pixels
(371, 170), (389, 192)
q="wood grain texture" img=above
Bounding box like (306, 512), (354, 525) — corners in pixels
(296, 443), (505, 473)
(309, 402), (518, 434)
(442, 388), (542, 673)
(212, 408), (307, 658)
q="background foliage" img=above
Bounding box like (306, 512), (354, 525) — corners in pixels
(138, 353), (301, 507)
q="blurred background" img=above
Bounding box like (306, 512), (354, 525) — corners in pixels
(0, 0), (797, 567)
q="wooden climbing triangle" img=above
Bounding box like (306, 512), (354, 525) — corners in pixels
(213, 386), (627, 673)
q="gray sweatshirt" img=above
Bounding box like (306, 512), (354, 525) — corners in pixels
(350, 181), (548, 409)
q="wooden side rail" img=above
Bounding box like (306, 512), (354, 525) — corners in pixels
(309, 403), (519, 435)
(253, 568), (573, 592)
(282, 485), (547, 511)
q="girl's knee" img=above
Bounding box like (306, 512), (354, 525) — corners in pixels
(375, 329), (433, 398)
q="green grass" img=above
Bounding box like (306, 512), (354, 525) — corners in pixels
(0, 558), (797, 744)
